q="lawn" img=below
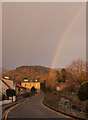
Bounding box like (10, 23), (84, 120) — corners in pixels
(44, 91), (61, 110)
(44, 91), (88, 112)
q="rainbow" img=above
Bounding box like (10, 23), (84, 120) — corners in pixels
(49, 4), (85, 76)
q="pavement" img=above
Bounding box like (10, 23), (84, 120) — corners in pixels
(5, 94), (68, 119)
(0, 100), (12, 105)
(2, 96), (30, 114)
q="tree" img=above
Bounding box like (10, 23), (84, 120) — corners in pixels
(77, 81), (88, 118)
(11, 89), (16, 96)
(61, 68), (67, 82)
(6, 89), (16, 102)
(41, 80), (46, 92)
(66, 59), (86, 83)
(77, 81), (88, 101)
(46, 75), (57, 92)
(31, 86), (36, 92)
(6, 89), (12, 97)
(56, 71), (61, 82)
(66, 71), (73, 82)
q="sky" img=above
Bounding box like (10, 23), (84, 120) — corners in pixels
(1, 0), (87, 2)
(2, 2), (86, 70)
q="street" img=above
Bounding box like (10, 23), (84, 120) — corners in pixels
(6, 94), (68, 119)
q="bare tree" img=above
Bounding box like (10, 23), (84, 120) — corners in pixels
(66, 59), (86, 83)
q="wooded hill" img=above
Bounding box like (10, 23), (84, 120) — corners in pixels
(2, 65), (57, 83)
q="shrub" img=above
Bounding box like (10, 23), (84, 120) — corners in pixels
(6, 89), (16, 102)
(6, 89), (16, 97)
(77, 81), (88, 101)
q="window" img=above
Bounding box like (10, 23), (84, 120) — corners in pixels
(25, 84), (27, 87)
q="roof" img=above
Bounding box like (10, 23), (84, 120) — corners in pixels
(56, 82), (80, 86)
(1, 79), (12, 89)
(16, 82), (24, 88)
(16, 82), (27, 89)
(2, 78), (13, 81)
(23, 79), (40, 82)
(22, 81), (40, 83)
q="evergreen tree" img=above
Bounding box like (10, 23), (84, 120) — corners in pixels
(61, 68), (67, 82)
(56, 71), (61, 82)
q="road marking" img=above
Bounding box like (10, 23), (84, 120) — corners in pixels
(3, 94), (38, 120)
(3, 98), (30, 120)
(41, 98), (71, 119)
(2, 110), (8, 119)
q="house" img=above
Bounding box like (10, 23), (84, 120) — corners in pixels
(56, 82), (80, 92)
(0, 78), (16, 94)
(16, 82), (30, 95)
(0, 77), (16, 102)
(21, 79), (40, 93)
(56, 82), (72, 91)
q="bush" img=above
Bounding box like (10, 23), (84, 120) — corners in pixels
(77, 81), (88, 101)
(6, 89), (16, 97)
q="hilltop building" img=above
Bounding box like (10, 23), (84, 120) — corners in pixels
(21, 79), (40, 93)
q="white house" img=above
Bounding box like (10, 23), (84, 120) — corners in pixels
(0, 78), (16, 94)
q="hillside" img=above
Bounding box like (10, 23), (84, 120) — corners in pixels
(2, 65), (57, 83)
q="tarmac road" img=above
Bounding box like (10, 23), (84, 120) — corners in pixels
(7, 94), (69, 119)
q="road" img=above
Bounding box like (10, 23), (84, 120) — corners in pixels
(7, 94), (68, 119)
